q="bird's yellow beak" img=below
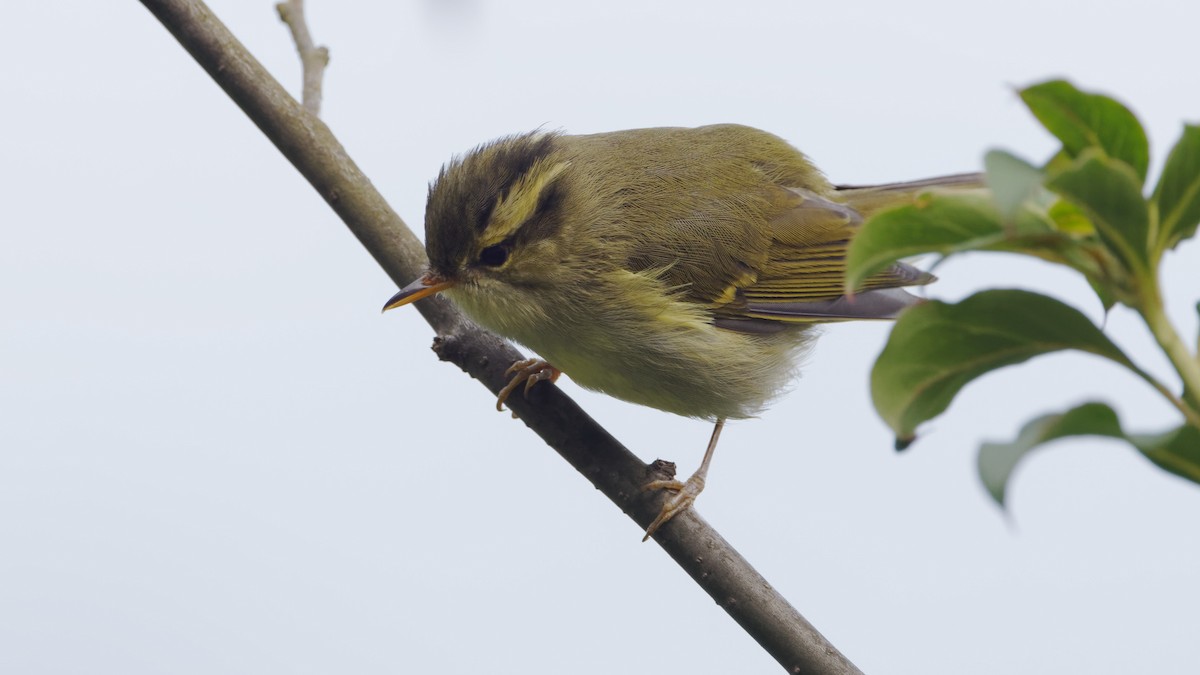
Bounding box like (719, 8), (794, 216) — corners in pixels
(382, 272), (456, 312)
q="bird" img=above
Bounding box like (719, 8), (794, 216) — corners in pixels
(383, 124), (980, 539)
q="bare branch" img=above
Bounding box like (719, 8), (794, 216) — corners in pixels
(275, 0), (328, 115)
(137, 1), (863, 672)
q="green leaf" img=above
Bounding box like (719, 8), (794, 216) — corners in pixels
(1043, 149), (1075, 176)
(1153, 124), (1200, 251)
(1020, 80), (1150, 183)
(1046, 199), (1094, 235)
(978, 402), (1123, 506)
(984, 149), (1045, 222)
(1044, 199), (1131, 309)
(844, 193), (1052, 291)
(872, 289), (1134, 442)
(846, 189), (1134, 308)
(1045, 150), (1151, 272)
(1085, 276), (1118, 313)
(1135, 425), (1200, 484)
(978, 403), (1200, 508)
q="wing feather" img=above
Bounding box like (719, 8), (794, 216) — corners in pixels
(591, 127), (975, 331)
(706, 175), (977, 330)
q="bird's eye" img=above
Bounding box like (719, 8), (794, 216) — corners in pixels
(478, 244), (509, 267)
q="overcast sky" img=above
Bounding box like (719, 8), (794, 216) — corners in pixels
(3, 1), (1199, 673)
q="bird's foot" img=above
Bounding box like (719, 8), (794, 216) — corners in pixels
(495, 358), (561, 413)
(641, 470), (707, 541)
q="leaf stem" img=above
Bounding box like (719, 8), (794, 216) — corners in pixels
(1137, 281), (1200, 427)
(1128, 364), (1200, 429)
(1195, 302), (1200, 357)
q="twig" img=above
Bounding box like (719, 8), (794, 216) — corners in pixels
(275, 0), (328, 115)
(137, 1), (863, 672)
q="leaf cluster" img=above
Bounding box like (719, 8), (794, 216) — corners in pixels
(846, 80), (1200, 506)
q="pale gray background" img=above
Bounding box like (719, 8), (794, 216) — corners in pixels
(3, 1), (1198, 673)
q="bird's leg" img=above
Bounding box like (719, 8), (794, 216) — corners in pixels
(495, 358), (561, 412)
(641, 418), (725, 541)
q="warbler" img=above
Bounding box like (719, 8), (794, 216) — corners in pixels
(384, 124), (979, 538)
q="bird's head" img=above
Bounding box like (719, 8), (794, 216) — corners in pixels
(383, 131), (573, 313)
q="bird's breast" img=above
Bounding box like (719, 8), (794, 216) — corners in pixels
(446, 271), (813, 420)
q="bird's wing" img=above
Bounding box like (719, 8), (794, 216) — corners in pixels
(627, 173), (981, 333)
(721, 185), (932, 328)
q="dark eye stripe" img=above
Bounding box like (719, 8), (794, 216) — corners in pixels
(511, 182), (565, 249)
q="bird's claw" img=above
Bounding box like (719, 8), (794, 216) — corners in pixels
(495, 358), (561, 413)
(641, 472), (707, 541)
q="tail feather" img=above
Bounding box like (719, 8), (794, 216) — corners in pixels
(714, 286), (925, 334)
(835, 172), (984, 216)
(743, 287), (925, 322)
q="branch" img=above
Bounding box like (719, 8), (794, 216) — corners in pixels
(275, 0), (328, 115)
(137, 1), (863, 672)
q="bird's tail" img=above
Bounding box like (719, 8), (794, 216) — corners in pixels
(835, 172), (985, 216)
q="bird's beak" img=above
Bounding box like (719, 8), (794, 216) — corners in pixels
(382, 271), (456, 312)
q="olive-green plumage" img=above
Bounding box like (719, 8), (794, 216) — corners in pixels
(414, 124), (978, 421)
